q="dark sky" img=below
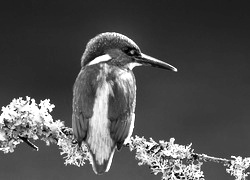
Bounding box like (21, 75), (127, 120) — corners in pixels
(0, 0), (250, 179)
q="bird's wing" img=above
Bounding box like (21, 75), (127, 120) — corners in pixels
(108, 70), (136, 150)
(72, 67), (99, 144)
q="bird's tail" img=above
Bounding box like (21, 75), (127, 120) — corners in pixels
(89, 147), (116, 175)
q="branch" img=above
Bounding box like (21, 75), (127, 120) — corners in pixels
(18, 135), (39, 151)
(128, 136), (250, 180)
(0, 97), (249, 180)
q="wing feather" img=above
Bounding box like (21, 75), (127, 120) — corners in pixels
(72, 66), (100, 144)
(108, 69), (136, 149)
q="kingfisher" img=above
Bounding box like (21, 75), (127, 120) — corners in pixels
(72, 32), (177, 174)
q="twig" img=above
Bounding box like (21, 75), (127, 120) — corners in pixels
(192, 153), (231, 166)
(18, 135), (39, 151)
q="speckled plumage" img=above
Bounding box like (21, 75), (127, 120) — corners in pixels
(81, 32), (140, 67)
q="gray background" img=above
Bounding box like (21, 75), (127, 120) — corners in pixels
(0, 0), (250, 179)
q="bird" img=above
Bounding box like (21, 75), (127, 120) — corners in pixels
(72, 32), (177, 175)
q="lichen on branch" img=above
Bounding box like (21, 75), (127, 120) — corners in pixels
(0, 97), (249, 180)
(0, 96), (88, 166)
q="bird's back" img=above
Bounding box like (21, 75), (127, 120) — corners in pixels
(72, 63), (136, 174)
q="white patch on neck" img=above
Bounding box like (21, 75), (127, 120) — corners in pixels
(87, 66), (114, 166)
(127, 62), (142, 70)
(87, 54), (112, 66)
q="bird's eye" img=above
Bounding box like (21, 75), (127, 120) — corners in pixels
(128, 49), (136, 56)
(124, 48), (138, 56)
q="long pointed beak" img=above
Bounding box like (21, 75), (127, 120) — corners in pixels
(135, 53), (177, 72)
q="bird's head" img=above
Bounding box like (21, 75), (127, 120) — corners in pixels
(81, 32), (177, 72)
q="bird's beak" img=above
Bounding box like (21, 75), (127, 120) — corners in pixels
(135, 53), (177, 72)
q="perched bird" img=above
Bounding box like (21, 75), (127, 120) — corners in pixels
(72, 32), (177, 174)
